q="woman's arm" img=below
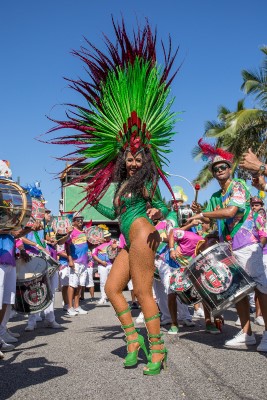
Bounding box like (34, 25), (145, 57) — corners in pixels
(94, 203), (117, 220)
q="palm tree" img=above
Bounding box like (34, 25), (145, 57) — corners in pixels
(192, 47), (267, 187)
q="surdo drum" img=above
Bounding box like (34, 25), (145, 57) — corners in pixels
(15, 255), (52, 314)
(187, 242), (257, 315)
(0, 179), (32, 230)
(169, 267), (201, 305)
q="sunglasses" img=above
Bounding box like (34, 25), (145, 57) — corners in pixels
(213, 164), (229, 173)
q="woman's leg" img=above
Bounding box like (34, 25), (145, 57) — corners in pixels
(128, 219), (165, 367)
(105, 250), (139, 354)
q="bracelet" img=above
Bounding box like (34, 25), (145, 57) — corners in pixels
(264, 183), (267, 192)
(169, 247), (175, 251)
(199, 212), (204, 218)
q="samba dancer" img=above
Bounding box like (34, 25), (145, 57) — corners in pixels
(189, 140), (267, 351)
(48, 19), (180, 375)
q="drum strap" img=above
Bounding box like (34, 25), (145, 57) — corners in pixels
(33, 231), (46, 249)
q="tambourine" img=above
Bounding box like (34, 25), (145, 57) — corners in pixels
(85, 225), (104, 245)
(106, 244), (118, 260)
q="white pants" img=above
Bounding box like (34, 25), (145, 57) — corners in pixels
(234, 243), (267, 294)
(86, 267), (94, 288)
(154, 259), (192, 321)
(0, 264), (16, 308)
(128, 279), (133, 291)
(59, 266), (69, 287)
(69, 263), (87, 288)
(98, 264), (112, 300)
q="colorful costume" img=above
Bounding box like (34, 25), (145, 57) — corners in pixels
(48, 18), (180, 213)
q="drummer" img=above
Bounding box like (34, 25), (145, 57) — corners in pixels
(21, 220), (63, 331)
(190, 151), (267, 351)
(0, 225), (32, 352)
(92, 228), (116, 305)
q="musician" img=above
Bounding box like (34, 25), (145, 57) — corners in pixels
(189, 153), (267, 351)
(65, 214), (89, 316)
(0, 225), (32, 351)
(92, 230), (116, 305)
(20, 220), (63, 330)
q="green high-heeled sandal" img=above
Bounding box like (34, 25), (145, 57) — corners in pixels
(117, 308), (149, 368)
(143, 313), (168, 376)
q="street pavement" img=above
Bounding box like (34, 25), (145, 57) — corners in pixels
(1, 291), (267, 400)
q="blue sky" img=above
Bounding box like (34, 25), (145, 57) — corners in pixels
(1, 0), (266, 213)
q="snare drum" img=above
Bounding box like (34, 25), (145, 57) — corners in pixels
(177, 205), (193, 227)
(187, 242), (257, 315)
(0, 179), (32, 230)
(15, 256), (52, 314)
(169, 267), (201, 305)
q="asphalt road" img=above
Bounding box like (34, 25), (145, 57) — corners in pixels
(1, 291), (267, 400)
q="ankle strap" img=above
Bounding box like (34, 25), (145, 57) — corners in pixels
(149, 340), (165, 346)
(125, 329), (137, 336)
(122, 323), (134, 329)
(116, 307), (131, 317)
(145, 313), (161, 323)
(148, 333), (163, 339)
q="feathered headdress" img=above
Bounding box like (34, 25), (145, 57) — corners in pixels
(198, 139), (234, 169)
(48, 17), (180, 205)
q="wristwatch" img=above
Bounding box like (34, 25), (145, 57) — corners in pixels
(258, 164), (266, 175)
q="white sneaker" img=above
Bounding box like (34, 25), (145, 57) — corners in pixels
(136, 312), (144, 324)
(0, 350), (4, 359)
(0, 331), (18, 343)
(74, 306), (88, 315)
(225, 330), (256, 347)
(0, 339), (15, 352)
(25, 323), (36, 332)
(254, 316), (265, 327)
(257, 331), (267, 352)
(97, 298), (107, 305)
(44, 320), (63, 329)
(67, 307), (78, 316)
(183, 319), (195, 327)
(7, 329), (20, 338)
(193, 308), (205, 318)
(235, 317), (241, 327)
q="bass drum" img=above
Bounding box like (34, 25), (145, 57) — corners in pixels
(15, 256), (52, 314)
(0, 179), (32, 230)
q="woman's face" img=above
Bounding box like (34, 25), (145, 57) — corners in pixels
(125, 151), (143, 177)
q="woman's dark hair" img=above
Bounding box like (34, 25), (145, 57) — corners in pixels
(113, 148), (158, 198)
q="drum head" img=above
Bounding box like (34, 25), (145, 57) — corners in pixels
(16, 256), (47, 280)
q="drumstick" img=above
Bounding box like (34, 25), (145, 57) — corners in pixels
(194, 183), (200, 203)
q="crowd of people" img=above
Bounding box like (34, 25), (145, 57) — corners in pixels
(1, 149), (267, 371)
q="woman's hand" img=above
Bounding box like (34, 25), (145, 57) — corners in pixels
(146, 207), (162, 221)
